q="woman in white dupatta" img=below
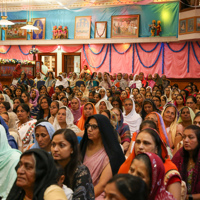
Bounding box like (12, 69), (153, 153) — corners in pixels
(95, 99), (113, 114)
(53, 106), (81, 134)
(129, 74), (142, 89)
(123, 98), (142, 137)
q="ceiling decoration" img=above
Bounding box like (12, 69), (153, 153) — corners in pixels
(4, 0), (177, 12)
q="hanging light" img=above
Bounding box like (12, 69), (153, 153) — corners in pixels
(20, 0), (39, 32)
(0, 0), (15, 29)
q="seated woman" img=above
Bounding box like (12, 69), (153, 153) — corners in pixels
(37, 96), (51, 120)
(95, 99), (113, 114)
(70, 97), (82, 124)
(172, 125), (200, 199)
(16, 103), (37, 151)
(60, 96), (69, 107)
(186, 96), (200, 114)
(161, 104), (184, 151)
(99, 87), (108, 100)
(21, 92), (33, 109)
(120, 90), (129, 106)
(193, 112), (200, 127)
(0, 125), (21, 200)
(7, 148), (67, 200)
(104, 174), (148, 200)
(48, 100), (63, 124)
(123, 98), (142, 138)
(1, 112), (22, 151)
(77, 102), (97, 132)
(45, 71), (56, 88)
(141, 99), (160, 120)
(80, 114), (125, 199)
(111, 96), (123, 111)
(17, 71), (30, 86)
(29, 89), (39, 107)
(53, 106), (81, 134)
(51, 129), (95, 200)
(129, 153), (176, 200)
(174, 94), (185, 112)
(31, 121), (55, 152)
(112, 108), (131, 152)
(119, 128), (182, 200)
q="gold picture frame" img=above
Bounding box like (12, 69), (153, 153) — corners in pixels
(5, 19), (27, 40)
(111, 15), (140, 38)
(74, 16), (91, 39)
(94, 21), (107, 39)
(31, 18), (46, 39)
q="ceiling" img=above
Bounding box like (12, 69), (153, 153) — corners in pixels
(2, 0), (177, 12)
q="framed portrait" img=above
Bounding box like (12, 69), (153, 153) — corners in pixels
(94, 21), (107, 39)
(5, 19), (27, 40)
(179, 19), (186, 34)
(0, 65), (15, 77)
(31, 18), (46, 39)
(187, 18), (195, 33)
(74, 16), (91, 39)
(196, 17), (200, 32)
(111, 15), (140, 38)
(35, 61), (41, 73)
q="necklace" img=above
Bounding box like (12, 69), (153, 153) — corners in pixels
(97, 24), (106, 38)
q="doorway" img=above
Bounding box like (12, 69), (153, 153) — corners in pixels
(62, 53), (81, 74)
(38, 53), (57, 76)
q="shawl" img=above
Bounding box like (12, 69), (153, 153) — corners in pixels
(70, 97), (82, 124)
(6, 149), (58, 200)
(122, 98), (142, 134)
(55, 75), (69, 88)
(113, 78), (128, 90)
(146, 86), (153, 93)
(129, 74), (142, 89)
(147, 76), (155, 88)
(141, 99), (160, 120)
(0, 125), (21, 200)
(145, 153), (176, 200)
(141, 77), (147, 87)
(77, 103), (97, 131)
(45, 78), (56, 88)
(31, 122), (55, 150)
(99, 87), (108, 100)
(116, 110), (131, 144)
(146, 112), (170, 147)
(80, 114), (125, 176)
(53, 106), (81, 133)
(172, 147), (200, 194)
(99, 74), (112, 89)
(2, 94), (13, 110)
(164, 88), (173, 102)
(178, 106), (195, 124)
(0, 116), (18, 149)
(118, 129), (180, 190)
(12, 64), (22, 79)
(154, 74), (163, 86)
(95, 99), (113, 114)
(17, 72), (30, 86)
(29, 89), (39, 107)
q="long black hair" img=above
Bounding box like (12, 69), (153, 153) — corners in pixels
(37, 96), (51, 120)
(52, 129), (81, 188)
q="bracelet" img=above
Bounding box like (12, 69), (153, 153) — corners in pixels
(188, 194), (193, 200)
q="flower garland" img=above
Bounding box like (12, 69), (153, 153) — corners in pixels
(139, 43), (159, 53)
(191, 42), (200, 65)
(187, 42), (190, 73)
(109, 44), (111, 72)
(83, 44), (109, 69)
(18, 45), (30, 55)
(0, 46), (11, 54)
(112, 44), (131, 54)
(29, 47), (39, 54)
(166, 42), (187, 52)
(132, 44), (134, 73)
(88, 44), (105, 55)
(0, 58), (34, 65)
(135, 43), (163, 68)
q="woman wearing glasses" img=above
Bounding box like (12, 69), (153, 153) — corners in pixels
(80, 114), (125, 200)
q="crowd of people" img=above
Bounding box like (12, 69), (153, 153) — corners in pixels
(0, 64), (200, 200)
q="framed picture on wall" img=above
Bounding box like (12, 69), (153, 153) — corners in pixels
(187, 18), (195, 33)
(196, 17), (200, 32)
(179, 19), (186, 34)
(111, 15), (139, 38)
(5, 19), (27, 40)
(35, 61), (41, 73)
(74, 16), (91, 39)
(94, 21), (107, 39)
(31, 18), (46, 39)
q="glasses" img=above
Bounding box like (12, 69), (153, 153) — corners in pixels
(85, 124), (99, 130)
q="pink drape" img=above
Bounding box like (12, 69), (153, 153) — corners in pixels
(82, 42), (200, 78)
(61, 45), (82, 52)
(0, 45), (33, 60)
(35, 45), (58, 53)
